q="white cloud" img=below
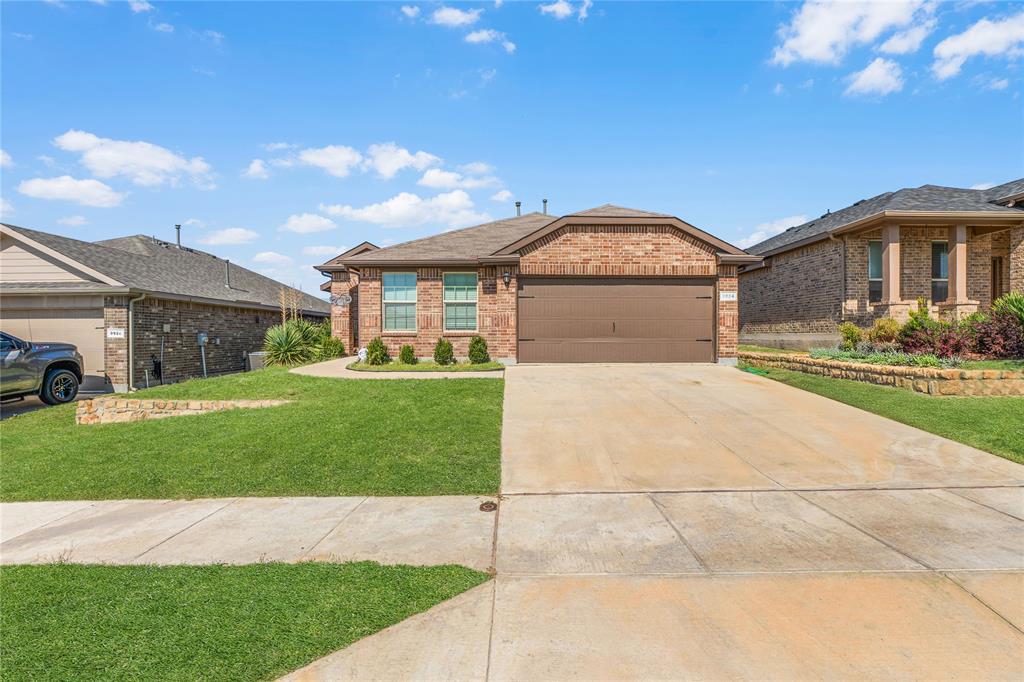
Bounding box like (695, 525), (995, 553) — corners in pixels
(773, 82), (785, 95)
(201, 29), (225, 45)
(192, 66), (216, 77)
(0, 149), (12, 168)
(18, 175), (124, 207)
(772, 1), (925, 66)
(279, 213), (337, 234)
(986, 77), (1010, 90)
(298, 145), (363, 178)
(578, 0), (592, 21)
(465, 29), (517, 53)
(0, 197), (13, 217)
(878, 17), (935, 54)
(151, 21), (174, 33)
(302, 245), (348, 256)
(430, 7), (482, 27)
(539, 0), (574, 20)
(53, 129), (214, 188)
(845, 57), (904, 97)
(12, 32), (33, 40)
(57, 215), (88, 226)
(242, 159), (269, 179)
(491, 189), (513, 202)
(400, 5), (420, 19)
(418, 168), (499, 189)
(320, 190), (488, 228)
(462, 161), (494, 175)
(737, 214), (808, 248)
(183, 217), (205, 227)
(198, 227), (259, 245)
(362, 142), (440, 179)
(252, 251), (294, 265)
(970, 182), (996, 190)
(933, 12), (1024, 80)
(128, 0), (153, 13)
(261, 142), (294, 151)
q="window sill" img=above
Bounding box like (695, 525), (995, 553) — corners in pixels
(441, 330), (480, 336)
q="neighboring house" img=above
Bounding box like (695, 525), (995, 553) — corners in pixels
(316, 205), (759, 364)
(0, 224), (328, 391)
(739, 179), (1024, 348)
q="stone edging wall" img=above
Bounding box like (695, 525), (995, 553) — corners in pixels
(739, 352), (1024, 396)
(76, 398), (290, 425)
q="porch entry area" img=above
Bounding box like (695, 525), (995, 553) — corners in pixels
(517, 278), (716, 363)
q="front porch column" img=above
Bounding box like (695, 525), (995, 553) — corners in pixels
(1011, 226), (1024, 294)
(938, 224), (979, 319)
(875, 224), (912, 322)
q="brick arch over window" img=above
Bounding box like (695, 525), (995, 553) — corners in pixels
(518, 224), (718, 277)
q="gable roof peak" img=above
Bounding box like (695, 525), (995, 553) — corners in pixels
(570, 204), (672, 218)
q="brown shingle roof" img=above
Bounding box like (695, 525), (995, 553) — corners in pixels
(569, 204), (671, 218)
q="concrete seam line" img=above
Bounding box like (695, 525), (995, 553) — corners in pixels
(300, 496), (369, 560)
(131, 498), (239, 562)
(792, 491), (933, 571)
(941, 488), (1024, 523)
(483, 579), (498, 682)
(0, 502), (98, 544)
(499, 484), (1024, 497)
(940, 571), (1024, 636)
(647, 493), (711, 574)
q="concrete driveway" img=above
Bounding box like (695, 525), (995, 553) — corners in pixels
(501, 363), (1024, 493)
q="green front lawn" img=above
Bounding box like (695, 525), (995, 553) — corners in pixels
(1, 562), (488, 682)
(744, 364), (1024, 464)
(737, 344), (807, 355)
(962, 359), (1024, 371)
(349, 361), (505, 372)
(1, 367), (503, 501)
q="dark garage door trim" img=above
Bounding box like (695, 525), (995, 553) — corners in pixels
(517, 277), (716, 363)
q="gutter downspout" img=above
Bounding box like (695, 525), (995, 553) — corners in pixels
(127, 292), (146, 392)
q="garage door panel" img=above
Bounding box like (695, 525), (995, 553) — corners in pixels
(518, 278), (715, 363)
(2, 308), (106, 387)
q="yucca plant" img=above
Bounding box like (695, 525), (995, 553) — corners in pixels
(992, 292), (1024, 326)
(263, 323), (313, 365)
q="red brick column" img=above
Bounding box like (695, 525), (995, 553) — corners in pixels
(717, 264), (738, 363)
(103, 296), (129, 391)
(330, 273), (359, 352)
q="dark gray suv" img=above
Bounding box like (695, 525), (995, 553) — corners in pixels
(1, 332), (84, 405)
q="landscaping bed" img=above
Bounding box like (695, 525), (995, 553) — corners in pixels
(0, 367), (503, 501)
(348, 361), (504, 372)
(742, 364), (1024, 464)
(0, 561), (488, 682)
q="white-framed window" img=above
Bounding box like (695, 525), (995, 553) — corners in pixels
(931, 241), (949, 303)
(868, 240), (883, 303)
(382, 272), (417, 331)
(443, 272), (478, 331)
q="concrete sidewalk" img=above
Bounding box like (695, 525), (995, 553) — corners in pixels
(0, 496), (497, 569)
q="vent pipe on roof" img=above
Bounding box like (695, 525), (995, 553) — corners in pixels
(515, 201), (521, 217)
(543, 199), (548, 215)
(175, 224), (181, 247)
(224, 260), (231, 289)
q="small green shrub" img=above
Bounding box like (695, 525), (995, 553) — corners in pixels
(468, 336), (490, 364)
(366, 337), (391, 365)
(263, 323), (313, 366)
(837, 322), (862, 350)
(867, 317), (901, 343)
(433, 338), (455, 365)
(313, 336), (345, 361)
(399, 344), (417, 364)
(992, 292), (1024, 326)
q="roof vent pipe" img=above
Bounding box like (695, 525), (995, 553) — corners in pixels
(543, 199), (548, 215)
(515, 201), (521, 217)
(175, 224), (181, 247)
(224, 260), (231, 289)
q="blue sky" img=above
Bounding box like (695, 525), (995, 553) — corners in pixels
(2, 1), (1022, 296)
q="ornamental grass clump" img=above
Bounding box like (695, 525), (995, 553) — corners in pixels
(263, 323), (313, 366)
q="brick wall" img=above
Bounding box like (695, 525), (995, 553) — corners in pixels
(355, 266), (518, 360)
(330, 271), (359, 351)
(717, 264), (738, 359)
(1011, 226), (1024, 294)
(519, 225), (717, 276)
(739, 239), (843, 334)
(128, 297), (288, 388)
(103, 297), (129, 389)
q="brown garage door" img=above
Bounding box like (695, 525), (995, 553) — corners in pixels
(518, 278), (715, 363)
(2, 308), (106, 389)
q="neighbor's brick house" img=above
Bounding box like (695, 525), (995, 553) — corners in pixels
(317, 205), (759, 364)
(739, 179), (1024, 348)
(1, 224), (328, 391)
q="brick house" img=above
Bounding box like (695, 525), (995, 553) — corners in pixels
(739, 179), (1024, 349)
(1, 223), (328, 391)
(316, 205), (759, 364)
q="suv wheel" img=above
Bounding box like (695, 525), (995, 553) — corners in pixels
(40, 368), (80, 405)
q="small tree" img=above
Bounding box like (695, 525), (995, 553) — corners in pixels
(837, 322), (862, 351)
(468, 335), (490, 364)
(366, 337), (391, 365)
(433, 337), (455, 365)
(399, 344), (417, 364)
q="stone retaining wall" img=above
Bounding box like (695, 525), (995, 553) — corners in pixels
(739, 352), (1024, 396)
(76, 398), (290, 425)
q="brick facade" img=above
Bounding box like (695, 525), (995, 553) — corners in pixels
(741, 225), (1023, 337)
(103, 297), (130, 389)
(1012, 226), (1024, 294)
(342, 224), (737, 363)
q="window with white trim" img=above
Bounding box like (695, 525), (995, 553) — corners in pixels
(443, 272), (478, 331)
(931, 241), (948, 303)
(868, 240), (883, 303)
(382, 272), (416, 331)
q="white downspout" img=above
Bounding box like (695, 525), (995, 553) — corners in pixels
(127, 292), (146, 392)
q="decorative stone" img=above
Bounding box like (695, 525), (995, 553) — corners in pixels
(75, 398), (291, 425)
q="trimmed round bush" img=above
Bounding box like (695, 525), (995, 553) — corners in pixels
(314, 336), (345, 361)
(433, 338), (455, 365)
(366, 337), (391, 365)
(399, 344), (417, 364)
(468, 336), (490, 364)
